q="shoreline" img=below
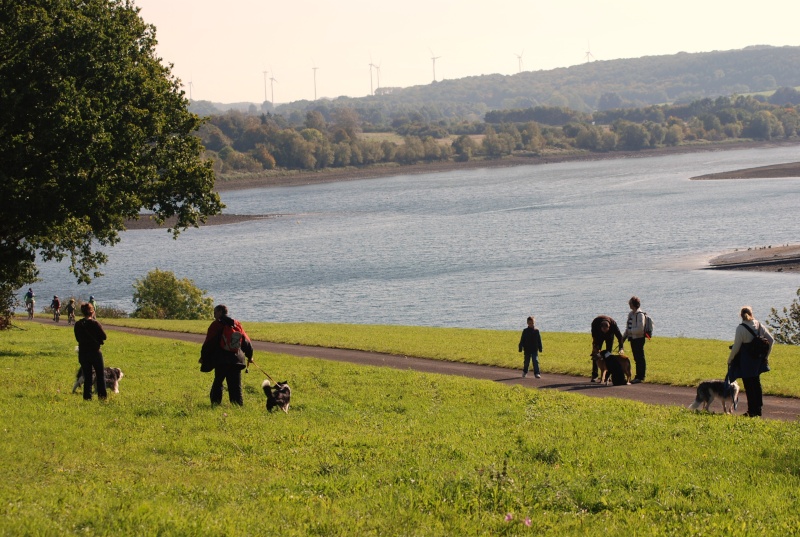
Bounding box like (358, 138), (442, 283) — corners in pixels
(213, 139), (800, 192)
(706, 244), (800, 273)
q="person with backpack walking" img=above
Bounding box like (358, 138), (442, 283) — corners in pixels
(73, 302), (108, 401)
(623, 296), (648, 384)
(202, 304), (253, 406)
(518, 316), (543, 378)
(728, 306), (774, 417)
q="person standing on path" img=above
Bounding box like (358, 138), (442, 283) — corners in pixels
(590, 315), (624, 382)
(88, 295), (97, 318)
(203, 305), (253, 406)
(623, 296), (647, 383)
(728, 306), (774, 417)
(73, 303), (108, 401)
(518, 316), (543, 378)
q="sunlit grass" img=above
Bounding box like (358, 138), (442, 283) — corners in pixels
(100, 318), (800, 397)
(1, 322), (800, 535)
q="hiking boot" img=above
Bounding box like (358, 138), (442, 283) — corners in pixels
(631, 378), (643, 384)
(534, 374), (541, 379)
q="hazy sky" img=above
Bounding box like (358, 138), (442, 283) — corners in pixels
(134, 0), (800, 105)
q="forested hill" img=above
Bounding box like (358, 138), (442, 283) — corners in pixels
(192, 46), (800, 119)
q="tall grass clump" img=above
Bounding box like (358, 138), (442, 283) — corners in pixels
(2, 323), (800, 535)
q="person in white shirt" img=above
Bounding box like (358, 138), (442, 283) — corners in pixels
(623, 296), (646, 384)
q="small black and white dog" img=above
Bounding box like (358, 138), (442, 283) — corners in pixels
(689, 379), (739, 414)
(72, 367), (124, 394)
(262, 379), (291, 413)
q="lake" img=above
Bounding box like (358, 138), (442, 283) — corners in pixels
(33, 145), (800, 340)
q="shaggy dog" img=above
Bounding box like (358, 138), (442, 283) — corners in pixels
(262, 379), (291, 413)
(591, 350), (632, 385)
(72, 367), (124, 394)
(689, 380), (740, 414)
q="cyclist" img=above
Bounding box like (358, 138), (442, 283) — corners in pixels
(24, 288), (35, 320)
(67, 298), (77, 325)
(51, 295), (61, 322)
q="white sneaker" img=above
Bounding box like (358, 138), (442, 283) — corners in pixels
(535, 374), (541, 378)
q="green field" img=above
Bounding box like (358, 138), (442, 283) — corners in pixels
(2, 321), (800, 535)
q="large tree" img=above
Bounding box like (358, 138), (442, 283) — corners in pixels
(0, 0), (223, 320)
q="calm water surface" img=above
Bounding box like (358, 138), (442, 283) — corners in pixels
(35, 145), (800, 340)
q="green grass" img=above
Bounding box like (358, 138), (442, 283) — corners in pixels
(2, 322), (800, 535)
(99, 318), (800, 397)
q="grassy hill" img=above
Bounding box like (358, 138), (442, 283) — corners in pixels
(2, 322), (800, 535)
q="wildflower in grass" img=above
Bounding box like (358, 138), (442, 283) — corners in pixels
(524, 517), (532, 527)
(505, 513), (513, 522)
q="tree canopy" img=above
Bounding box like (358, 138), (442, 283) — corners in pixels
(0, 0), (222, 320)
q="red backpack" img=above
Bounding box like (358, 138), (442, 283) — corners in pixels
(220, 320), (245, 353)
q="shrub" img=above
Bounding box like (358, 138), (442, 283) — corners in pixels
(767, 287), (800, 345)
(131, 269), (213, 320)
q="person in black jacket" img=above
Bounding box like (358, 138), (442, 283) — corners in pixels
(202, 305), (253, 406)
(518, 316), (543, 378)
(73, 302), (108, 400)
(590, 315), (624, 383)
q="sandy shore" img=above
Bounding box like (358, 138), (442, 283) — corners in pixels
(707, 244), (800, 273)
(691, 161), (800, 180)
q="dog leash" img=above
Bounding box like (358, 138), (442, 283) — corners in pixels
(246, 358), (276, 384)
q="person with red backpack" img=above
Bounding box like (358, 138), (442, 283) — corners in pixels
(202, 304), (253, 406)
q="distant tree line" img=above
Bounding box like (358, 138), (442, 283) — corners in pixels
(198, 89), (800, 175)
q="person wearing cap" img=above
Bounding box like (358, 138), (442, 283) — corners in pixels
(88, 296), (97, 319)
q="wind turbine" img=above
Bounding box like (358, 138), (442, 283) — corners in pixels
(430, 50), (441, 82)
(514, 50), (524, 73)
(585, 41), (595, 63)
(188, 79), (193, 101)
(312, 63), (319, 100)
(262, 70), (268, 102)
(374, 62), (381, 92)
(269, 71), (277, 105)
(368, 61), (375, 96)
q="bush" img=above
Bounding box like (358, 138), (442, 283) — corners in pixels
(767, 287), (800, 345)
(131, 269), (213, 320)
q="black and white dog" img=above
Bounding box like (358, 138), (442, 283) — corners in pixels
(262, 379), (291, 413)
(689, 379), (739, 414)
(72, 367), (124, 394)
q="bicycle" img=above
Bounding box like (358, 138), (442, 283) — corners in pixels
(53, 308), (61, 322)
(26, 301), (35, 320)
(67, 311), (76, 325)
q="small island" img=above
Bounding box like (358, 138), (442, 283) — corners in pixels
(707, 244), (800, 273)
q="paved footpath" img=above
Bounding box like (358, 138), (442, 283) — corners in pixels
(77, 323), (797, 422)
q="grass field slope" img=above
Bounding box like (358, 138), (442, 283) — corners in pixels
(2, 322), (800, 535)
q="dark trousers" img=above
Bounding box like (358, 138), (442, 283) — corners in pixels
(211, 363), (243, 406)
(630, 337), (646, 380)
(79, 352), (107, 400)
(742, 376), (763, 416)
(523, 351), (540, 375)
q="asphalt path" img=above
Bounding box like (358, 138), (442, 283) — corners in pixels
(39, 319), (800, 422)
